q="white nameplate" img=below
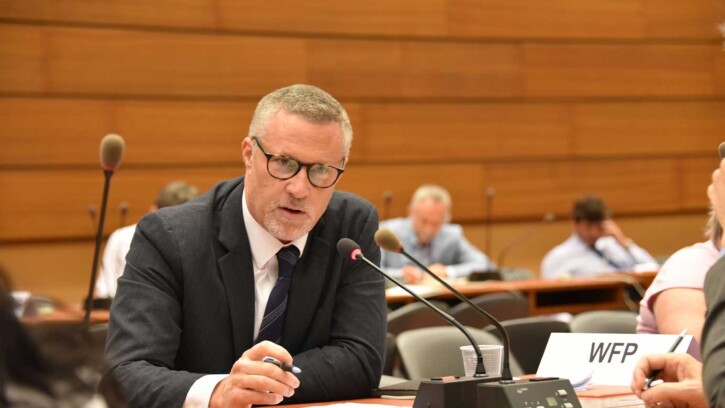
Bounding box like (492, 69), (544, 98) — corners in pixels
(536, 333), (693, 386)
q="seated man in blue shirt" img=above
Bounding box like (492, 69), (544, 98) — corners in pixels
(380, 184), (492, 283)
(541, 194), (658, 279)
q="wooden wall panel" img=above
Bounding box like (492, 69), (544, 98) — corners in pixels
(2, 0), (722, 40)
(0, 168), (241, 241)
(217, 0), (448, 37)
(45, 27), (306, 97)
(447, 0), (646, 39)
(642, 0), (725, 39)
(3, 25), (724, 100)
(523, 44), (717, 98)
(0, 25), (45, 93)
(4, 158), (712, 242)
(355, 102), (571, 161)
(307, 40), (523, 99)
(4, 98), (725, 167)
(0, 0), (217, 28)
(570, 102), (725, 157)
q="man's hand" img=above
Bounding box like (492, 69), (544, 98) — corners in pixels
(602, 219), (630, 248)
(427, 263), (448, 279)
(708, 158), (725, 249)
(402, 264), (422, 284)
(630, 353), (706, 408)
(209, 341), (300, 408)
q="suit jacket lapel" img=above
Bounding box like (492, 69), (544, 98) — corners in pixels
(284, 221), (331, 354)
(217, 180), (256, 357)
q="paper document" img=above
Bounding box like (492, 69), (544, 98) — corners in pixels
(305, 404), (403, 408)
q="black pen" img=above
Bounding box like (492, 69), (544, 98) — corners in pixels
(263, 356), (302, 374)
(644, 329), (687, 390)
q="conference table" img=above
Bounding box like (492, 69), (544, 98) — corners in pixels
(283, 385), (645, 407)
(386, 271), (657, 316)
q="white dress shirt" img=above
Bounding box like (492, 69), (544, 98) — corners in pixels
(540, 234), (658, 280)
(96, 224), (137, 298)
(185, 190), (307, 407)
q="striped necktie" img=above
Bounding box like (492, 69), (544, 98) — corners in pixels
(256, 246), (300, 344)
(589, 245), (621, 269)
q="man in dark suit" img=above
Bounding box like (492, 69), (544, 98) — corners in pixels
(105, 84), (387, 407)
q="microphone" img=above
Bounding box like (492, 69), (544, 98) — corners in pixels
(382, 190), (393, 220)
(84, 134), (126, 328)
(719, 142), (725, 159)
(372, 232), (584, 408)
(484, 187), (495, 258)
(336, 238), (489, 378)
(496, 212), (555, 271)
(374, 228), (514, 382)
(100, 133), (125, 171)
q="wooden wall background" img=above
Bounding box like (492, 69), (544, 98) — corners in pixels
(1, 1), (724, 303)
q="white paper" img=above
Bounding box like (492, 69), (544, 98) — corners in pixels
(304, 404), (403, 408)
(537, 333), (693, 386)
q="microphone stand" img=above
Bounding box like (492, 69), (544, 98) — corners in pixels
(395, 247), (513, 382)
(83, 170), (113, 328)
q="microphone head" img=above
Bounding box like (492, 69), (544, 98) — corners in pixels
(719, 142), (725, 160)
(374, 228), (403, 253)
(337, 238), (361, 260)
(543, 212), (556, 222)
(383, 190), (393, 201)
(486, 187), (495, 198)
(100, 133), (126, 171)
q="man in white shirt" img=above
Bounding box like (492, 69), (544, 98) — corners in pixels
(380, 184), (492, 283)
(105, 84), (387, 408)
(540, 195), (658, 279)
(94, 181), (198, 299)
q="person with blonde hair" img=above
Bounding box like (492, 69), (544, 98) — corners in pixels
(380, 184), (492, 283)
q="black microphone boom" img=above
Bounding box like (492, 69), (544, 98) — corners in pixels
(374, 228), (514, 383)
(83, 134), (125, 328)
(336, 238), (488, 377)
(371, 232), (583, 408)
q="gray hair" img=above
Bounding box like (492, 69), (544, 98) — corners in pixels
(411, 184), (452, 221)
(249, 84), (353, 156)
(706, 209), (723, 248)
(155, 181), (198, 209)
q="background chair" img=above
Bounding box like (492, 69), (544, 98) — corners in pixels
(387, 301), (450, 335)
(396, 326), (524, 379)
(569, 310), (638, 334)
(448, 292), (529, 327)
(484, 316), (570, 374)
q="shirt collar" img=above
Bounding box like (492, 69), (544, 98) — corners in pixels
(242, 189), (307, 269)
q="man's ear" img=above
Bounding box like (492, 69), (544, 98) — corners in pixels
(242, 138), (253, 168)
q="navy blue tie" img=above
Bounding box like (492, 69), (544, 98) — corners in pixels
(256, 246), (300, 344)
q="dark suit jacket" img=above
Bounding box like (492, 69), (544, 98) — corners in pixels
(702, 256), (725, 407)
(105, 177), (386, 407)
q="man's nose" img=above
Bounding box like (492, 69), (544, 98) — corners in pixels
(286, 168), (310, 198)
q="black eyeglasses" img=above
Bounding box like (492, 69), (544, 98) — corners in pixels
(251, 136), (345, 188)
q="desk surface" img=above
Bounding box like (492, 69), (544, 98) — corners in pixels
(283, 388), (644, 407)
(386, 271), (657, 316)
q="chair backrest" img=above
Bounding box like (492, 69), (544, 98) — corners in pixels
(448, 292), (529, 327)
(396, 326), (524, 379)
(383, 332), (397, 376)
(484, 316), (570, 374)
(570, 310), (638, 334)
(387, 301), (449, 335)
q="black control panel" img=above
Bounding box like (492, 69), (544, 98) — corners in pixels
(477, 378), (582, 408)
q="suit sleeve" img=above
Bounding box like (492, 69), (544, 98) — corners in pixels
(104, 213), (202, 408)
(702, 256), (725, 407)
(287, 205), (387, 402)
